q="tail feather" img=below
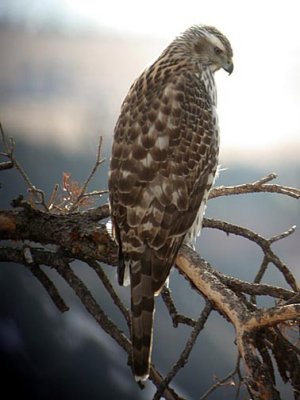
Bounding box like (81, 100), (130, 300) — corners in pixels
(131, 298), (154, 381)
(130, 249), (155, 381)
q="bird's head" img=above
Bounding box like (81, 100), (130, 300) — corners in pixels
(177, 25), (234, 74)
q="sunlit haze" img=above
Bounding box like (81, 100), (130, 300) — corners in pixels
(63, 0), (300, 161)
(1, 0), (300, 163)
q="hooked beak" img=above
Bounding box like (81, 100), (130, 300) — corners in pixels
(223, 60), (234, 75)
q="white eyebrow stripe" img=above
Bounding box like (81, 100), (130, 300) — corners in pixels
(208, 35), (226, 52)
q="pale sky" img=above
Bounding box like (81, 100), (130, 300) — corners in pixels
(1, 0), (300, 163)
(61, 0), (300, 162)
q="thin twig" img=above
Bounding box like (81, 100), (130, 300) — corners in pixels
(153, 301), (212, 400)
(27, 187), (49, 210)
(275, 326), (300, 357)
(269, 225), (297, 244)
(253, 173), (278, 184)
(161, 286), (196, 327)
(149, 368), (186, 400)
(204, 218), (298, 291)
(214, 271), (296, 301)
(251, 256), (270, 303)
(0, 161), (13, 170)
(282, 292), (300, 306)
(200, 355), (242, 400)
(48, 183), (60, 210)
(0, 245), (69, 312)
(0, 123), (49, 211)
(253, 255), (270, 284)
(210, 173), (300, 200)
(54, 260), (131, 351)
(0, 122), (11, 154)
(29, 263), (69, 312)
(88, 260), (130, 325)
(79, 189), (108, 199)
(69, 135), (106, 212)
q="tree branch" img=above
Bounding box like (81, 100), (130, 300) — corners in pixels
(0, 246), (69, 312)
(210, 173), (300, 200)
(1, 160), (299, 399)
(175, 246), (299, 400)
(0, 199), (116, 265)
(204, 218), (298, 290)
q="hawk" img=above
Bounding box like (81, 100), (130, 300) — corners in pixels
(108, 25), (233, 381)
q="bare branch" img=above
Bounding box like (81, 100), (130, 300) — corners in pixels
(161, 286), (196, 327)
(0, 160), (13, 170)
(175, 246), (299, 400)
(204, 218), (298, 291)
(245, 304), (300, 330)
(87, 260), (130, 325)
(80, 189), (108, 198)
(215, 271), (296, 301)
(210, 173), (300, 200)
(149, 369), (186, 400)
(153, 301), (212, 400)
(68, 135), (107, 212)
(0, 123), (49, 211)
(0, 201), (116, 265)
(253, 255), (269, 284)
(29, 263), (70, 312)
(48, 183), (59, 210)
(55, 259), (131, 351)
(0, 246), (70, 312)
(269, 225), (297, 243)
(200, 355), (242, 400)
(0, 122), (12, 154)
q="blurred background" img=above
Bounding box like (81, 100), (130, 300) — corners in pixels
(0, 0), (299, 399)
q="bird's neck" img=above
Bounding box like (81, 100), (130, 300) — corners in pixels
(152, 46), (218, 105)
(201, 66), (218, 106)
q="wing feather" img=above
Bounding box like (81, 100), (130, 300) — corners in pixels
(109, 68), (218, 288)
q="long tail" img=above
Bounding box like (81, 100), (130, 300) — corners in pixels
(130, 256), (155, 382)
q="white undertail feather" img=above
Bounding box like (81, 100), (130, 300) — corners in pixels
(135, 373), (149, 382)
(105, 220), (113, 238)
(123, 262), (131, 286)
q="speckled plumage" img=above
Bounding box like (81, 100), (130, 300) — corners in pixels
(108, 24), (233, 381)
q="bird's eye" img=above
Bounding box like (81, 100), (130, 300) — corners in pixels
(214, 47), (223, 55)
